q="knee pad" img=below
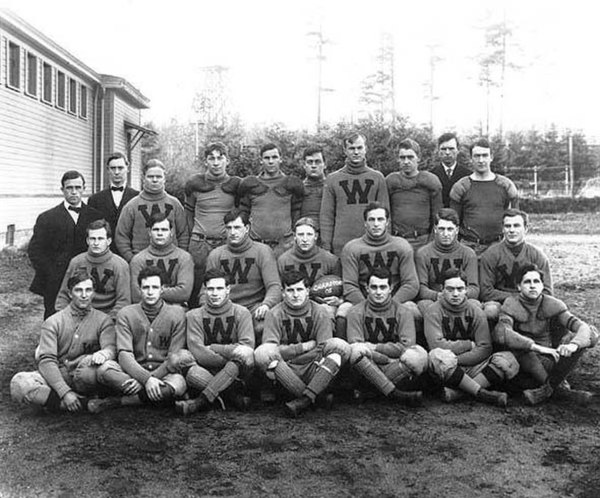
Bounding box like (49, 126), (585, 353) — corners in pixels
(167, 349), (196, 373)
(402, 301), (421, 320)
(163, 373), (187, 397)
(323, 337), (351, 363)
(350, 342), (371, 364)
(401, 345), (428, 376)
(489, 351), (519, 380)
(336, 302), (353, 318)
(428, 348), (458, 380)
(71, 363), (100, 394)
(96, 360), (121, 382)
(254, 344), (280, 371)
(483, 301), (501, 321)
(232, 345), (255, 369)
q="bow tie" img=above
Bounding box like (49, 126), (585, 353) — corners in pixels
(68, 206), (82, 213)
(111, 186), (124, 192)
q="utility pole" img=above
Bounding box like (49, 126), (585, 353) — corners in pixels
(568, 133), (574, 197)
(426, 45), (441, 132)
(307, 26), (333, 131)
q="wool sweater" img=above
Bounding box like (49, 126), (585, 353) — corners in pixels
(479, 240), (552, 303)
(116, 301), (186, 384)
(277, 244), (341, 286)
(495, 294), (594, 351)
(206, 236), (281, 311)
(186, 300), (254, 369)
(115, 190), (189, 262)
(184, 173), (241, 238)
(55, 249), (131, 319)
(37, 305), (116, 398)
(386, 171), (442, 236)
(415, 239), (479, 301)
(262, 299), (332, 359)
(346, 296), (415, 358)
(300, 176), (325, 230)
(320, 161), (389, 255)
(239, 172), (304, 241)
(341, 232), (418, 305)
(449, 175), (519, 242)
(130, 243), (194, 304)
(424, 298), (491, 366)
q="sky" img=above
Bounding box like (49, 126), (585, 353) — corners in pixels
(2, 0), (600, 139)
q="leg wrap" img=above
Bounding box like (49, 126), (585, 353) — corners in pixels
(304, 357), (339, 401)
(203, 361), (239, 403)
(254, 344), (281, 372)
(354, 356), (395, 396)
(428, 348), (458, 381)
(401, 345), (428, 376)
(186, 365), (214, 392)
(322, 337), (351, 364)
(273, 361), (306, 398)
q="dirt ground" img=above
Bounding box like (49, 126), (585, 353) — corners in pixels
(1, 219), (599, 498)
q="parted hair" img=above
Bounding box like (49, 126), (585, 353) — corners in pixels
(303, 145), (324, 160)
(517, 264), (543, 284)
(437, 132), (459, 147)
(363, 201), (390, 220)
(503, 208), (529, 227)
(61, 170), (85, 187)
(223, 208), (250, 226)
(434, 208), (460, 226)
(441, 268), (467, 285)
(281, 269), (309, 289)
(86, 219), (112, 238)
(368, 266), (392, 284)
(148, 211), (172, 229)
(106, 151), (129, 166)
(260, 143), (280, 157)
(343, 132), (366, 147)
(138, 265), (166, 286)
(143, 158), (165, 174)
(204, 268), (232, 286)
(470, 138), (491, 154)
(67, 270), (95, 291)
(205, 142), (228, 158)
(398, 138), (421, 157)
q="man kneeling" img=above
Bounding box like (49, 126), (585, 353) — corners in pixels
(171, 269), (255, 415)
(493, 264), (598, 405)
(425, 269), (517, 407)
(255, 270), (350, 417)
(11, 270), (115, 412)
(89, 266), (187, 412)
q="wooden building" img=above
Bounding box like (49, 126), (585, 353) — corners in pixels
(0, 9), (154, 249)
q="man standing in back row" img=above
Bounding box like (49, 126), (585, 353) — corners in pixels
(320, 132), (389, 255)
(430, 133), (471, 208)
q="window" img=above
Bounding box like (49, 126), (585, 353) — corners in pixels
(56, 71), (66, 109)
(8, 41), (21, 89)
(26, 52), (38, 96)
(42, 62), (53, 103)
(68, 77), (77, 114)
(80, 84), (88, 118)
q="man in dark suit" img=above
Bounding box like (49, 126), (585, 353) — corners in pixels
(430, 132), (471, 207)
(28, 170), (103, 319)
(88, 152), (139, 256)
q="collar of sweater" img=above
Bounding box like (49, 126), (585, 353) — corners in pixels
(304, 176), (325, 186)
(503, 240), (525, 257)
(433, 239), (459, 253)
(440, 297), (468, 313)
(140, 190), (167, 202)
(258, 171), (284, 181)
(85, 248), (113, 264)
(293, 244), (319, 260)
(68, 303), (91, 317)
(518, 294), (542, 314)
(148, 243), (176, 257)
(362, 231), (390, 247)
(228, 235), (253, 254)
(342, 159), (368, 175)
(367, 295), (393, 312)
(141, 299), (165, 321)
(283, 299), (311, 317)
(205, 299), (233, 315)
(206, 171), (229, 183)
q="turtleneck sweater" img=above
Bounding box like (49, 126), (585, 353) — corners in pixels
(184, 172), (241, 238)
(300, 176), (326, 229)
(55, 248), (130, 319)
(115, 189), (189, 262)
(116, 300), (186, 385)
(205, 236), (281, 311)
(277, 243), (340, 287)
(239, 171), (304, 241)
(320, 160), (389, 255)
(341, 231), (418, 305)
(346, 295), (415, 358)
(262, 298), (332, 359)
(37, 303), (115, 398)
(130, 242), (194, 304)
(186, 299), (254, 369)
(415, 238), (479, 301)
(424, 297), (492, 366)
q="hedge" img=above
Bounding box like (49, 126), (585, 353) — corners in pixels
(520, 196), (600, 213)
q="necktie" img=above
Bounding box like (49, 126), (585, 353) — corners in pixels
(68, 206), (82, 213)
(111, 186), (124, 192)
(446, 168), (453, 178)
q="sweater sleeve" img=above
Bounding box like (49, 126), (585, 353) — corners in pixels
(415, 248), (438, 301)
(151, 311), (187, 379)
(289, 177), (305, 226)
(456, 310), (492, 366)
(111, 259), (131, 320)
(115, 204), (135, 263)
(161, 252), (194, 304)
(186, 311), (227, 369)
(464, 249), (480, 300)
(37, 321), (72, 398)
(558, 311), (595, 349)
(116, 312), (152, 385)
(424, 308), (472, 354)
(173, 199), (190, 251)
(345, 305), (365, 344)
(55, 261), (75, 312)
(313, 304), (333, 344)
(341, 245), (364, 305)
(97, 315), (117, 361)
(479, 250), (512, 303)
(129, 255), (144, 304)
(492, 310), (535, 351)
(376, 174), (390, 212)
(258, 248), (282, 309)
(393, 245), (419, 303)
(374, 305), (414, 357)
(319, 179), (335, 252)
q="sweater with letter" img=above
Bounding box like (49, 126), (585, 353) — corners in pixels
(277, 244), (341, 287)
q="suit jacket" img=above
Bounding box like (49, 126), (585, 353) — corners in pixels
(431, 163), (471, 208)
(28, 203), (103, 300)
(88, 186), (139, 254)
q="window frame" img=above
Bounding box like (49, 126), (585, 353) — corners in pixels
(68, 77), (77, 115)
(7, 41), (21, 91)
(42, 61), (53, 104)
(25, 51), (38, 97)
(56, 70), (66, 110)
(79, 84), (88, 119)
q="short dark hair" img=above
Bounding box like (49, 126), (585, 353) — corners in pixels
(281, 269), (309, 289)
(441, 268), (466, 285)
(503, 208), (529, 227)
(223, 208), (250, 226)
(294, 217), (318, 232)
(143, 158), (165, 175)
(260, 143), (280, 157)
(86, 219), (112, 238)
(205, 142), (228, 158)
(517, 264), (543, 284)
(106, 152), (129, 167)
(149, 211), (172, 229)
(470, 138), (491, 154)
(343, 132), (366, 147)
(303, 146), (324, 160)
(437, 132), (459, 148)
(67, 270), (95, 291)
(204, 268), (231, 286)
(434, 208), (460, 227)
(398, 138), (421, 157)
(61, 170), (85, 187)
(363, 202), (389, 221)
(367, 266), (391, 285)
(138, 265), (166, 286)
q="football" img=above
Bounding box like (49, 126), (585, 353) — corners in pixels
(310, 274), (343, 300)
